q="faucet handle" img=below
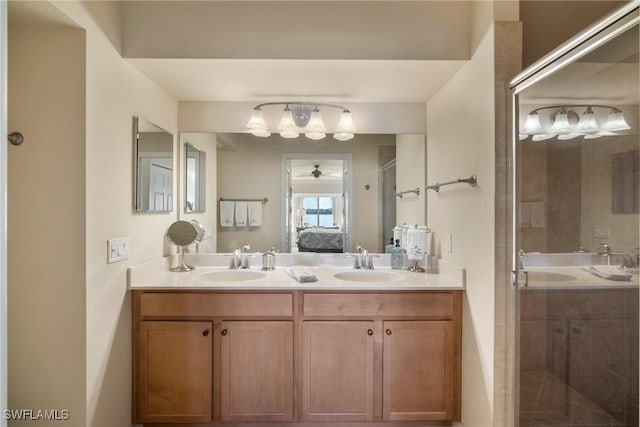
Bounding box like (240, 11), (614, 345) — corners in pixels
(367, 254), (380, 270)
(347, 254), (361, 269)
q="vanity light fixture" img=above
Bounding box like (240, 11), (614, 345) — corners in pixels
(247, 102), (356, 141)
(520, 104), (631, 141)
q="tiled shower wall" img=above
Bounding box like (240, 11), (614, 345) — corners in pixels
(519, 288), (639, 427)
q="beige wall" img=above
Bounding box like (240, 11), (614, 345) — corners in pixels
(427, 25), (497, 427)
(49, 2), (179, 427)
(179, 132), (218, 253)
(216, 134), (395, 253)
(8, 25), (87, 425)
(396, 134), (426, 226)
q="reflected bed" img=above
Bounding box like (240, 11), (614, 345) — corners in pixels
(297, 227), (343, 253)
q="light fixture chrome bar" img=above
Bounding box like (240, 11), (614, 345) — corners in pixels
(528, 104), (622, 114)
(394, 188), (420, 198)
(253, 101), (350, 113)
(426, 175), (478, 193)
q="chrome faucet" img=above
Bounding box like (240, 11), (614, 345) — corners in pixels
(229, 244), (252, 269)
(351, 244), (377, 270)
(518, 249), (525, 269)
(240, 244), (251, 269)
(596, 242), (612, 265)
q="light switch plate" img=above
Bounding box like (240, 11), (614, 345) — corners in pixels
(107, 237), (130, 264)
(445, 233), (453, 253)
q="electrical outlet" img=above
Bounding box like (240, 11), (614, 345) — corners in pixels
(203, 225), (213, 239)
(107, 237), (130, 264)
(445, 233), (453, 253)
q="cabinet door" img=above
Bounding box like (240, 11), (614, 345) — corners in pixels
(302, 321), (375, 421)
(220, 321), (293, 422)
(383, 320), (455, 421)
(137, 321), (212, 423)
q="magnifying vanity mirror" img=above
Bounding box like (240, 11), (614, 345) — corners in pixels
(184, 142), (206, 213)
(133, 116), (174, 213)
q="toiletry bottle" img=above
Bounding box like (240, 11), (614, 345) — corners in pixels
(385, 237), (395, 254)
(391, 239), (405, 270)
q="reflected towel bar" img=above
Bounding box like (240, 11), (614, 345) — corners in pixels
(426, 175), (477, 193)
(395, 188), (420, 198)
(219, 197), (269, 204)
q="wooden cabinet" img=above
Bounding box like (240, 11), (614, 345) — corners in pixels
(383, 320), (455, 421)
(132, 290), (461, 425)
(302, 321), (374, 421)
(136, 321), (212, 424)
(220, 321), (294, 422)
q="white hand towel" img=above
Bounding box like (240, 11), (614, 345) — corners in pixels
(248, 201), (263, 227)
(406, 228), (427, 260)
(287, 267), (317, 283)
(235, 201), (248, 226)
(584, 265), (632, 281)
(219, 201), (235, 227)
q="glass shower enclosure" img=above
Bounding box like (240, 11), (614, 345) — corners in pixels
(510, 4), (639, 426)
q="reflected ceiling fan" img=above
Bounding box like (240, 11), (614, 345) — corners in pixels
(294, 164), (342, 180)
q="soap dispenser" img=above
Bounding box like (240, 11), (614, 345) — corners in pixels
(391, 239), (405, 270)
(262, 247), (277, 271)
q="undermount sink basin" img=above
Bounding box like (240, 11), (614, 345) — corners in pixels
(333, 270), (403, 283)
(527, 271), (576, 282)
(199, 270), (266, 282)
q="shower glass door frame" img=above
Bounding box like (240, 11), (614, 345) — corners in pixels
(508, 3), (640, 426)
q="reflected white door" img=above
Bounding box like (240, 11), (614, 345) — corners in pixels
(149, 162), (172, 211)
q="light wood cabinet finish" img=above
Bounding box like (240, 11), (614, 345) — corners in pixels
(137, 321), (212, 424)
(132, 290), (461, 425)
(302, 321), (375, 421)
(302, 292), (455, 317)
(383, 321), (455, 421)
(220, 321), (294, 422)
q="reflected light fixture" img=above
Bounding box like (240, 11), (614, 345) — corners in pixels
(247, 102), (356, 141)
(520, 104), (631, 142)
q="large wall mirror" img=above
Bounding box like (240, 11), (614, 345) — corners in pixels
(133, 116), (174, 212)
(516, 22), (639, 254)
(214, 133), (425, 253)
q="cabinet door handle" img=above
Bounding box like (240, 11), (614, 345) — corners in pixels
(202, 330), (209, 337)
(221, 329), (228, 336)
(367, 329), (373, 336)
(385, 329), (392, 335)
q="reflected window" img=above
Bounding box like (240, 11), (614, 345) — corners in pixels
(302, 196), (336, 227)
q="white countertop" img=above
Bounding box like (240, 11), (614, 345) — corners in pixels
(523, 265), (639, 290)
(128, 254), (465, 291)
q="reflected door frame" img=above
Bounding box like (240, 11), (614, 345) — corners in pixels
(281, 153), (353, 253)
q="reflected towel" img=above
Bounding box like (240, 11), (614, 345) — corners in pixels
(219, 201), (235, 227)
(235, 201), (248, 226)
(248, 201), (263, 227)
(584, 265), (632, 281)
(406, 228), (427, 260)
(287, 267), (317, 283)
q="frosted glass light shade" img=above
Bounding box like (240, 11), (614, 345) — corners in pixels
(532, 134), (556, 142)
(550, 110), (574, 133)
(278, 108), (299, 139)
(305, 110), (326, 140)
(576, 109), (599, 134)
(521, 112), (542, 134)
(602, 110), (631, 131)
(333, 110), (355, 141)
(246, 109), (270, 137)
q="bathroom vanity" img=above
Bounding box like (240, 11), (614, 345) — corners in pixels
(129, 256), (464, 426)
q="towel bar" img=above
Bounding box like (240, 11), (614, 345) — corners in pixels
(426, 175), (477, 193)
(219, 197), (268, 204)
